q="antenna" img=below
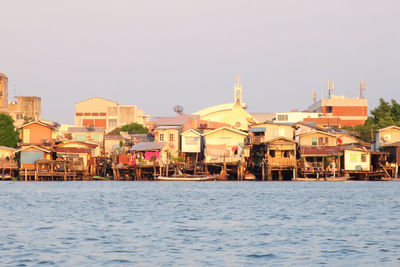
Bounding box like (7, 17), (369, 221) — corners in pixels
(360, 81), (367, 99)
(173, 105), (184, 116)
(312, 91), (317, 103)
(328, 80), (334, 99)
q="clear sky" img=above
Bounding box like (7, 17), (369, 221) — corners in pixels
(1, 0), (399, 124)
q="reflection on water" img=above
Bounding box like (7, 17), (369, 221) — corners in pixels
(1, 181), (400, 266)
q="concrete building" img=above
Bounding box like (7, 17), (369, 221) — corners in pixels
(74, 97), (150, 133)
(275, 111), (321, 124)
(0, 73), (41, 126)
(0, 73), (8, 110)
(192, 76), (257, 131)
(307, 95), (368, 127)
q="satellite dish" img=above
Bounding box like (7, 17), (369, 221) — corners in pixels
(173, 105), (184, 115)
(120, 131), (132, 140)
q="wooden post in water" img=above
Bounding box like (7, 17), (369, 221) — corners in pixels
(278, 170), (283, 181)
(166, 153), (169, 177)
(64, 161), (67, 181)
(194, 153), (198, 175)
(25, 168), (27, 181)
(262, 160), (265, 181)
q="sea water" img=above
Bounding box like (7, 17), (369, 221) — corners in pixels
(1, 181), (400, 266)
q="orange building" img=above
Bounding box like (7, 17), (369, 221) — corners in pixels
(19, 121), (54, 147)
(307, 95), (368, 127)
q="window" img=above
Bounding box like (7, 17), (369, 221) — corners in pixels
(93, 134), (100, 142)
(361, 154), (367, 162)
(159, 133), (164, 142)
(269, 150), (276, 157)
(169, 134), (174, 142)
(75, 134), (86, 142)
(312, 137), (317, 146)
(325, 137), (329, 145)
(108, 119), (117, 128)
(326, 106), (333, 113)
(185, 137), (198, 145)
(277, 114), (288, 121)
(384, 134), (391, 141)
(318, 137), (323, 145)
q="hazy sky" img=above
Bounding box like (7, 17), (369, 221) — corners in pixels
(1, 0), (399, 124)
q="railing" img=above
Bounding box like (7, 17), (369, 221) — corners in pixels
(268, 157), (296, 166)
(251, 136), (265, 145)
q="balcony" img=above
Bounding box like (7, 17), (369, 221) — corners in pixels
(268, 157), (296, 166)
(251, 136), (265, 145)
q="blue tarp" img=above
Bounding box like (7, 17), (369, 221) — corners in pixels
(250, 127), (266, 133)
(21, 151), (43, 164)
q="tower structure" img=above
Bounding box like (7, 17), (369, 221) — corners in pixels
(234, 75), (243, 107)
(0, 73), (9, 110)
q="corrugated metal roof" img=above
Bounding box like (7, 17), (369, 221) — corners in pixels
(68, 127), (104, 133)
(301, 146), (343, 156)
(0, 146), (17, 151)
(250, 127), (266, 133)
(154, 125), (182, 130)
(129, 142), (166, 151)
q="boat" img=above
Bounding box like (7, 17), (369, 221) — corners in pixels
(92, 176), (113, 181)
(244, 173), (256, 181)
(155, 175), (216, 181)
(294, 177), (349, 181)
(1, 174), (12, 181)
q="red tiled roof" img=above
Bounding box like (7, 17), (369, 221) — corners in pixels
(301, 146), (343, 156)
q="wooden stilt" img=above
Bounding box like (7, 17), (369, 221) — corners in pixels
(194, 153), (198, 175)
(262, 160), (265, 181)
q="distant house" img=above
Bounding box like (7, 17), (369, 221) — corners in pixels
(181, 129), (203, 165)
(68, 127), (104, 155)
(249, 122), (294, 144)
(16, 145), (52, 170)
(298, 131), (338, 147)
(203, 127), (248, 164)
(55, 141), (99, 170)
(153, 125), (182, 157)
(379, 141), (400, 167)
(19, 121), (54, 147)
(375, 126), (400, 150)
(130, 142), (168, 166)
(343, 148), (371, 172)
(264, 137), (297, 180)
(0, 146), (17, 159)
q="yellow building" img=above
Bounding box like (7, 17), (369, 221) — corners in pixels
(193, 76), (257, 131)
(74, 97), (150, 133)
(249, 122), (294, 144)
(203, 126), (248, 164)
(376, 126), (400, 149)
(153, 125), (181, 158)
(299, 131), (338, 147)
(0, 146), (17, 159)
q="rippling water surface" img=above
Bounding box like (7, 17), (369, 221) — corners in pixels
(1, 181), (400, 266)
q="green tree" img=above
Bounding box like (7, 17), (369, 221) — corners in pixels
(0, 113), (19, 148)
(117, 123), (148, 134)
(346, 98), (400, 142)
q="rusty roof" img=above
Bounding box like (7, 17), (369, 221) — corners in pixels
(300, 146), (343, 156)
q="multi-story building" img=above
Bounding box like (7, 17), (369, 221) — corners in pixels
(274, 111), (321, 124)
(0, 73), (42, 126)
(74, 97), (150, 133)
(306, 95), (368, 127)
(0, 73), (8, 110)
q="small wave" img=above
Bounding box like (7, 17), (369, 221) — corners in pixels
(247, 253), (276, 258)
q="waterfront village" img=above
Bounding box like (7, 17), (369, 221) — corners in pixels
(0, 73), (399, 181)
